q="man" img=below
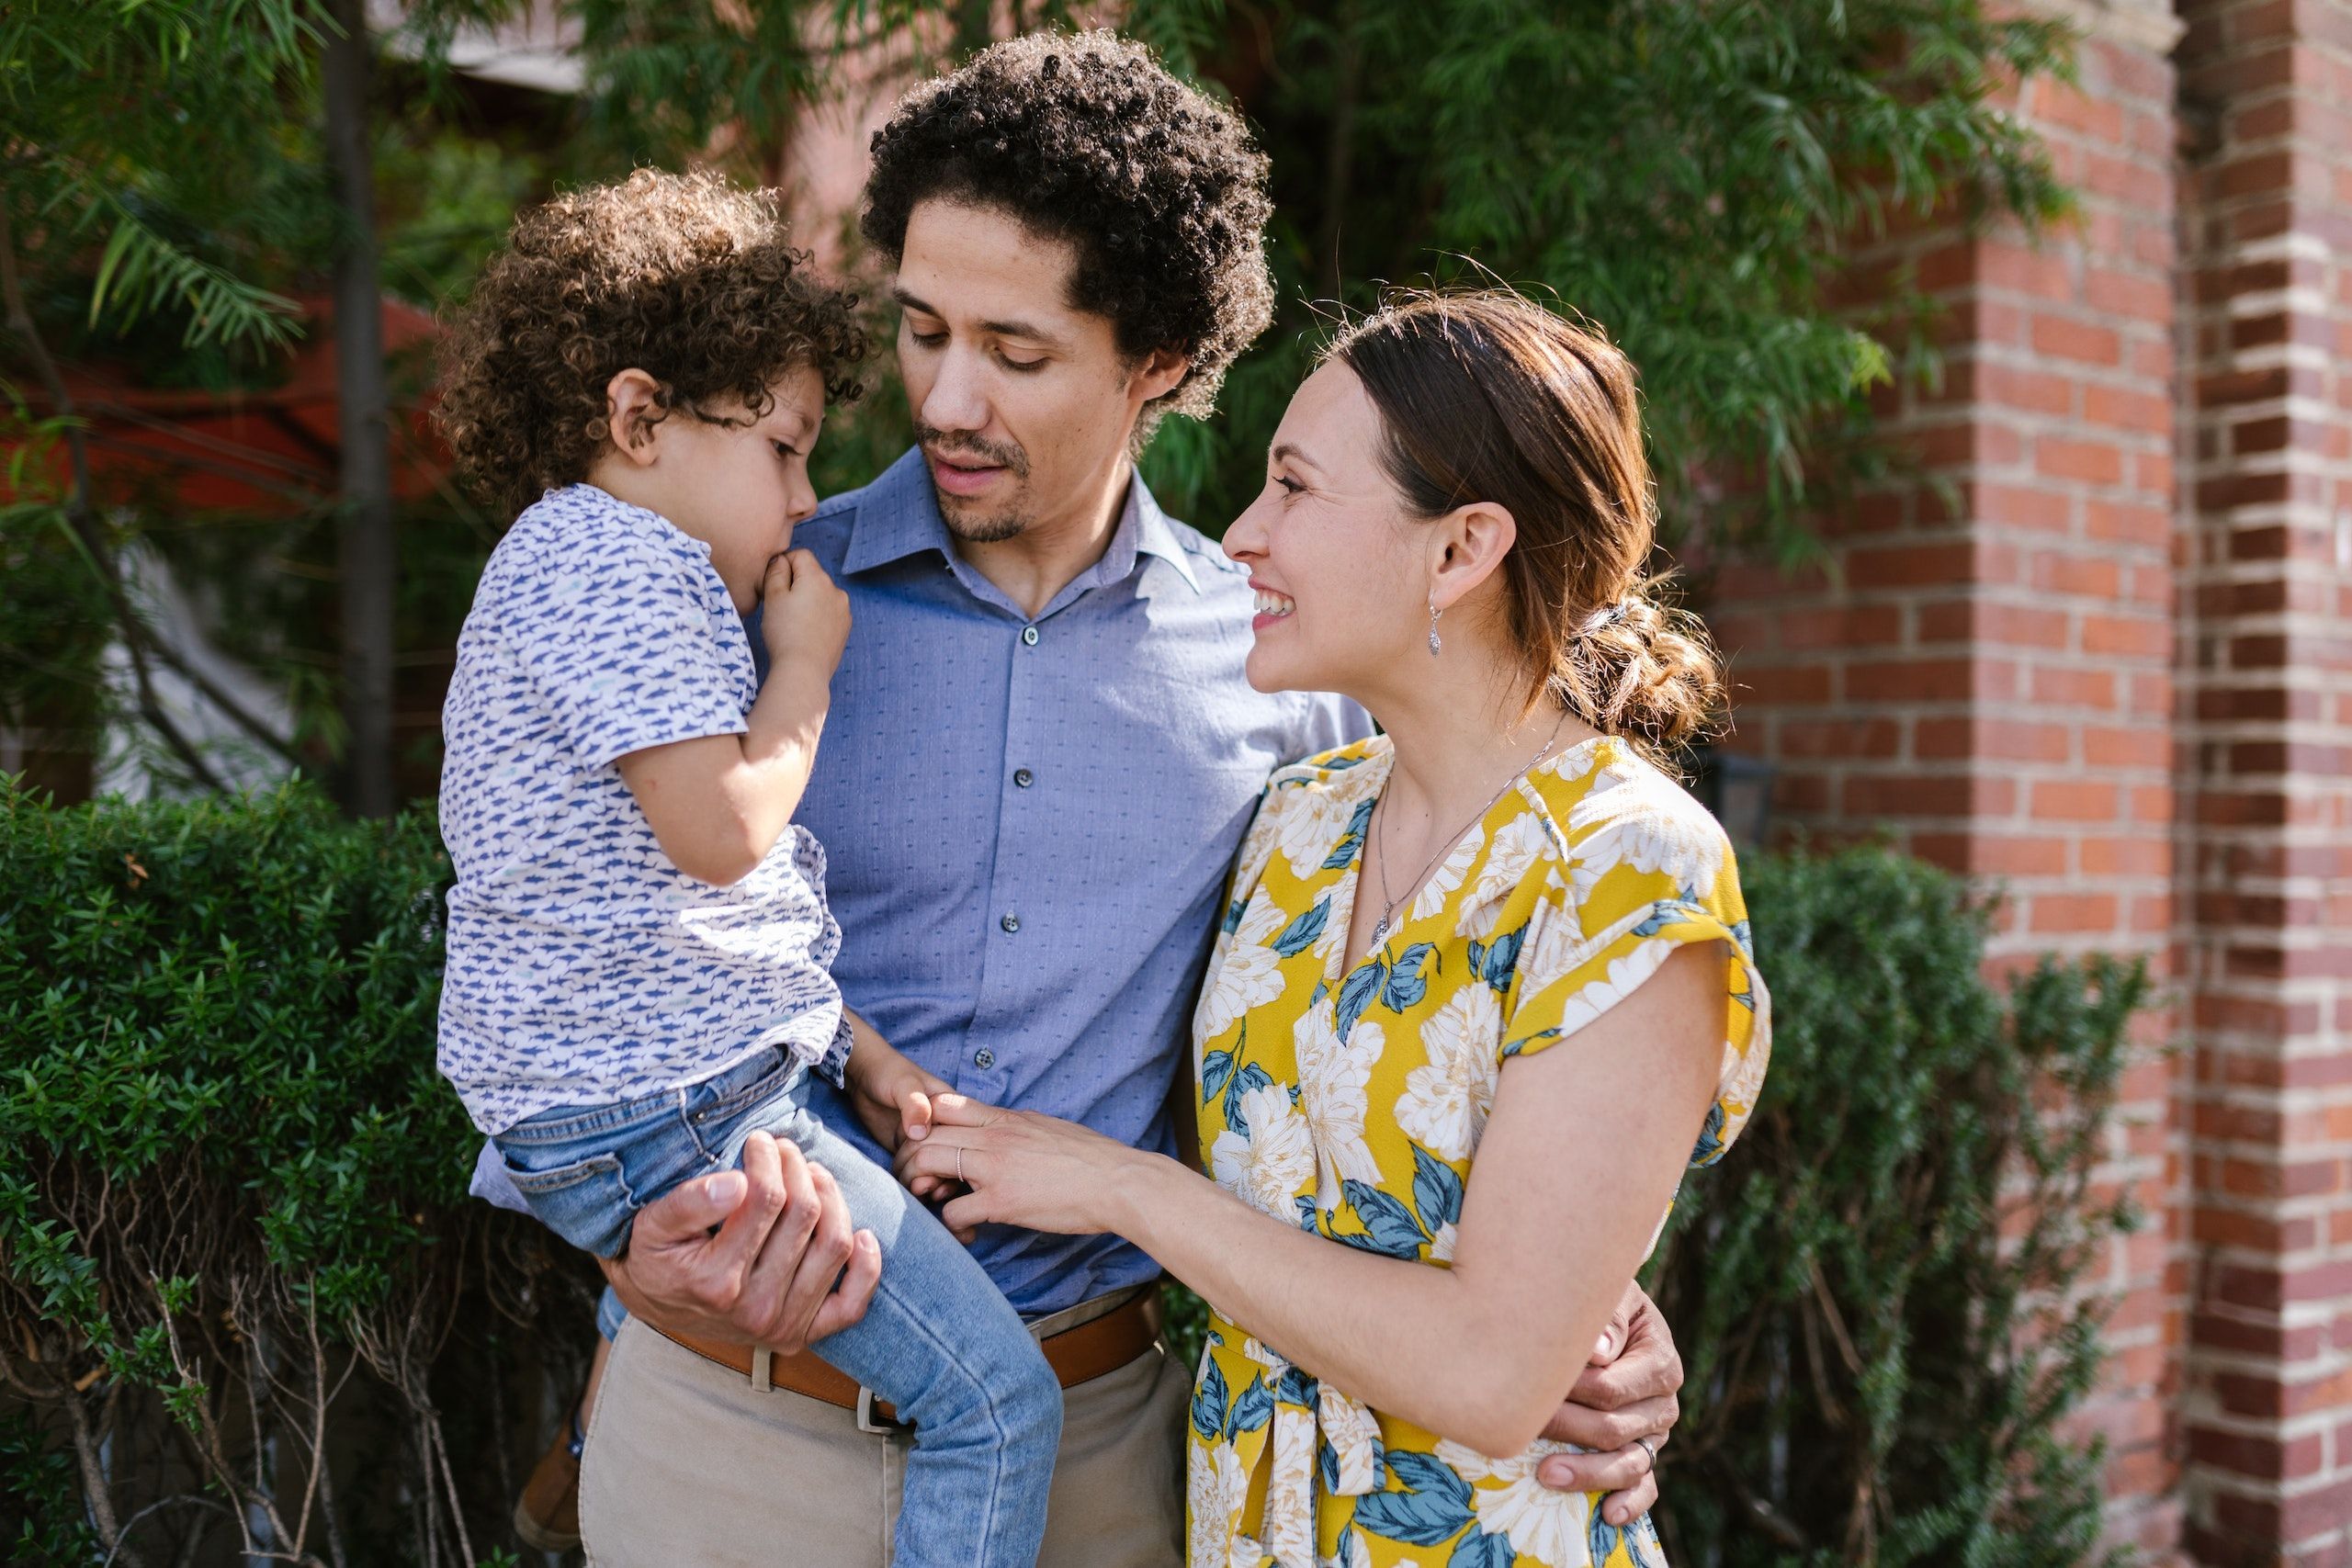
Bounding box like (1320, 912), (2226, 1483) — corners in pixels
(560, 31), (1684, 1564)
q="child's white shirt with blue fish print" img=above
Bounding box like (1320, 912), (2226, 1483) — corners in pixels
(437, 483), (847, 1135)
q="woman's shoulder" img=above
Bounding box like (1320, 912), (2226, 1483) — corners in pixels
(1528, 736), (1741, 914)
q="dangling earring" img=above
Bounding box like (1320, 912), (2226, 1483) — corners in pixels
(1427, 597), (1443, 657)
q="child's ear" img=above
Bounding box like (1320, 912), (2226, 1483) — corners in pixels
(604, 369), (667, 467)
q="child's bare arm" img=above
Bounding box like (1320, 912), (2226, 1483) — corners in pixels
(616, 549), (850, 886)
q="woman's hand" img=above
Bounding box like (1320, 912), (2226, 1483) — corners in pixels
(893, 1094), (1158, 1237)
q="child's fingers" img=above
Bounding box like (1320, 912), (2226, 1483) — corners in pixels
(899, 1088), (933, 1142)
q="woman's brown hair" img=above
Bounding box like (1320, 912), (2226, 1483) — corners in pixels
(1327, 288), (1724, 763)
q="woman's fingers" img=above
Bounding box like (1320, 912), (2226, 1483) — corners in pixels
(924, 1093), (1007, 1128)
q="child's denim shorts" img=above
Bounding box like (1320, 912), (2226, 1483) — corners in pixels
(492, 1047), (810, 1259)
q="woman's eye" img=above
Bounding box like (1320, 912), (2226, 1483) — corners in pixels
(1274, 475), (1305, 496)
(998, 354), (1046, 374)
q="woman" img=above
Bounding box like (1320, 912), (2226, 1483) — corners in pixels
(899, 288), (1771, 1568)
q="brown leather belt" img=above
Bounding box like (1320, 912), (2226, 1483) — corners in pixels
(648, 1292), (1158, 1435)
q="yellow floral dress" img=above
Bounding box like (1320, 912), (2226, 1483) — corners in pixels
(1185, 733), (1770, 1568)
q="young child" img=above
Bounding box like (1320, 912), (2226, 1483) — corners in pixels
(431, 169), (1060, 1567)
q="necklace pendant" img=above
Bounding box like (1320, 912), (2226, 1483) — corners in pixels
(1370, 914), (1390, 945)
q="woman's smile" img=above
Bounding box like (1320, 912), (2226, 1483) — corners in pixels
(1250, 581), (1296, 630)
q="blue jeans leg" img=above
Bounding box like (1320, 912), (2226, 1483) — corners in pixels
(737, 1100), (1061, 1568)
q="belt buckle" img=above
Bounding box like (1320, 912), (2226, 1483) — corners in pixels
(855, 1387), (911, 1438)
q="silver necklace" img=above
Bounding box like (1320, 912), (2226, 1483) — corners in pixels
(1367, 713), (1570, 947)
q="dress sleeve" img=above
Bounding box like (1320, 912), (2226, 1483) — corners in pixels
(1498, 839), (1770, 1170)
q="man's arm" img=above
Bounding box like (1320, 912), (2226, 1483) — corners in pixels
(599, 1130), (880, 1351)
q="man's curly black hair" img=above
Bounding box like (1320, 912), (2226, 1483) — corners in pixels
(859, 30), (1274, 434)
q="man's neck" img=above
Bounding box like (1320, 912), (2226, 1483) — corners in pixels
(953, 455), (1135, 620)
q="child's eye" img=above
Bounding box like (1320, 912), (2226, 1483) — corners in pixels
(907, 327), (947, 348)
(772, 441), (800, 460)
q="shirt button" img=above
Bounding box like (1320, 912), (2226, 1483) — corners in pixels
(1021, 625), (1040, 647)
(1013, 768), (1035, 788)
(1001, 912), (1021, 933)
(975, 1047), (997, 1069)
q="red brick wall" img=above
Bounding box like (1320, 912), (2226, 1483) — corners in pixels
(2177, 0), (2352, 1558)
(1708, 6), (2191, 1551)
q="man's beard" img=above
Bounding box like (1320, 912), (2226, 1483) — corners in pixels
(917, 423), (1031, 543)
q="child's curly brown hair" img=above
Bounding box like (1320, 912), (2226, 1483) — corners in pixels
(435, 168), (866, 522)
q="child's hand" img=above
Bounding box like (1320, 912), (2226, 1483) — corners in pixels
(846, 1038), (956, 1158)
(761, 549), (851, 675)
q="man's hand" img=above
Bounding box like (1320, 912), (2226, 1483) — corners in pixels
(1532, 1280), (1682, 1526)
(600, 1130), (879, 1352)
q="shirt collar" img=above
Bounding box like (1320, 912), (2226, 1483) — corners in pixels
(841, 446), (1202, 595)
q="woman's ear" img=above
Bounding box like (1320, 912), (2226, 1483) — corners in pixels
(604, 369), (667, 467)
(1429, 500), (1518, 614)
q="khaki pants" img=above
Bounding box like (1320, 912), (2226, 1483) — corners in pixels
(579, 1290), (1190, 1567)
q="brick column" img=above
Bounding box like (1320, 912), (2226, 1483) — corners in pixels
(2177, 0), (2352, 1559)
(1707, 1), (2189, 1551)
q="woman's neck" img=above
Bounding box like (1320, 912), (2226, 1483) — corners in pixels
(1368, 649), (1589, 831)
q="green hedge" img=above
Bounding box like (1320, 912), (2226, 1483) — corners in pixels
(1, 783), (2144, 1566)
(0, 779), (578, 1566)
(1644, 848), (2145, 1567)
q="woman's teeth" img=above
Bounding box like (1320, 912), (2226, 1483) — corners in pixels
(1255, 589), (1295, 618)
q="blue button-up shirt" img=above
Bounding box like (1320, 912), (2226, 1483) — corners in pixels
(778, 447), (1368, 1316)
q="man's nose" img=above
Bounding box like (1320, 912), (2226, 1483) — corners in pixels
(920, 347), (991, 434)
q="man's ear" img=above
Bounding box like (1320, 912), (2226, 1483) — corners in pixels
(1429, 500), (1518, 615)
(1126, 347), (1190, 407)
(604, 369), (668, 468)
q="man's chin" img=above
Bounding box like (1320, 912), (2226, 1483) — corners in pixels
(935, 491), (1028, 544)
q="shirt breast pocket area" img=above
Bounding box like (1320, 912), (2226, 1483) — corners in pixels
(1064, 761), (1271, 913)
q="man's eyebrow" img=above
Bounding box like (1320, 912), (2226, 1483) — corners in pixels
(888, 285), (1067, 350)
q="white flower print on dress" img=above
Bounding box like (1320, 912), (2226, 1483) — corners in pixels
(1435, 1439), (1592, 1566)
(1261, 1398), (1319, 1566)
(1542, 939), (1678, 1043)
(1408, 823), (1485, 923)
(1276, 775), (1370, 880)
(1566, 760), (1726, 906)
(1189, 1438), (1256, 1568)
(1212, 1083), (1317, 1220)
(1397, 984), (1501, 1160)
(1295, 998), (1384, 1209)
(1515, 899), (1603, 1002)
(1455, 808), (1555, 939)
(1198, 894), (1293, 1040)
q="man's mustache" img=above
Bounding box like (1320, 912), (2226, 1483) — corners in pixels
(913, 423), (1030, 479)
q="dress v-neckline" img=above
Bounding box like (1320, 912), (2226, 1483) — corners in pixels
(1324, 734), (1610, 984)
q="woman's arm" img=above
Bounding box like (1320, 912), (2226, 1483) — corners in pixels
(903, 942), (1724, 1459)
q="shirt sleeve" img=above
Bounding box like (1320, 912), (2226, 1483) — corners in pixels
(499, 534), (752, 769)
(1498, 844), (1770, 1170)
